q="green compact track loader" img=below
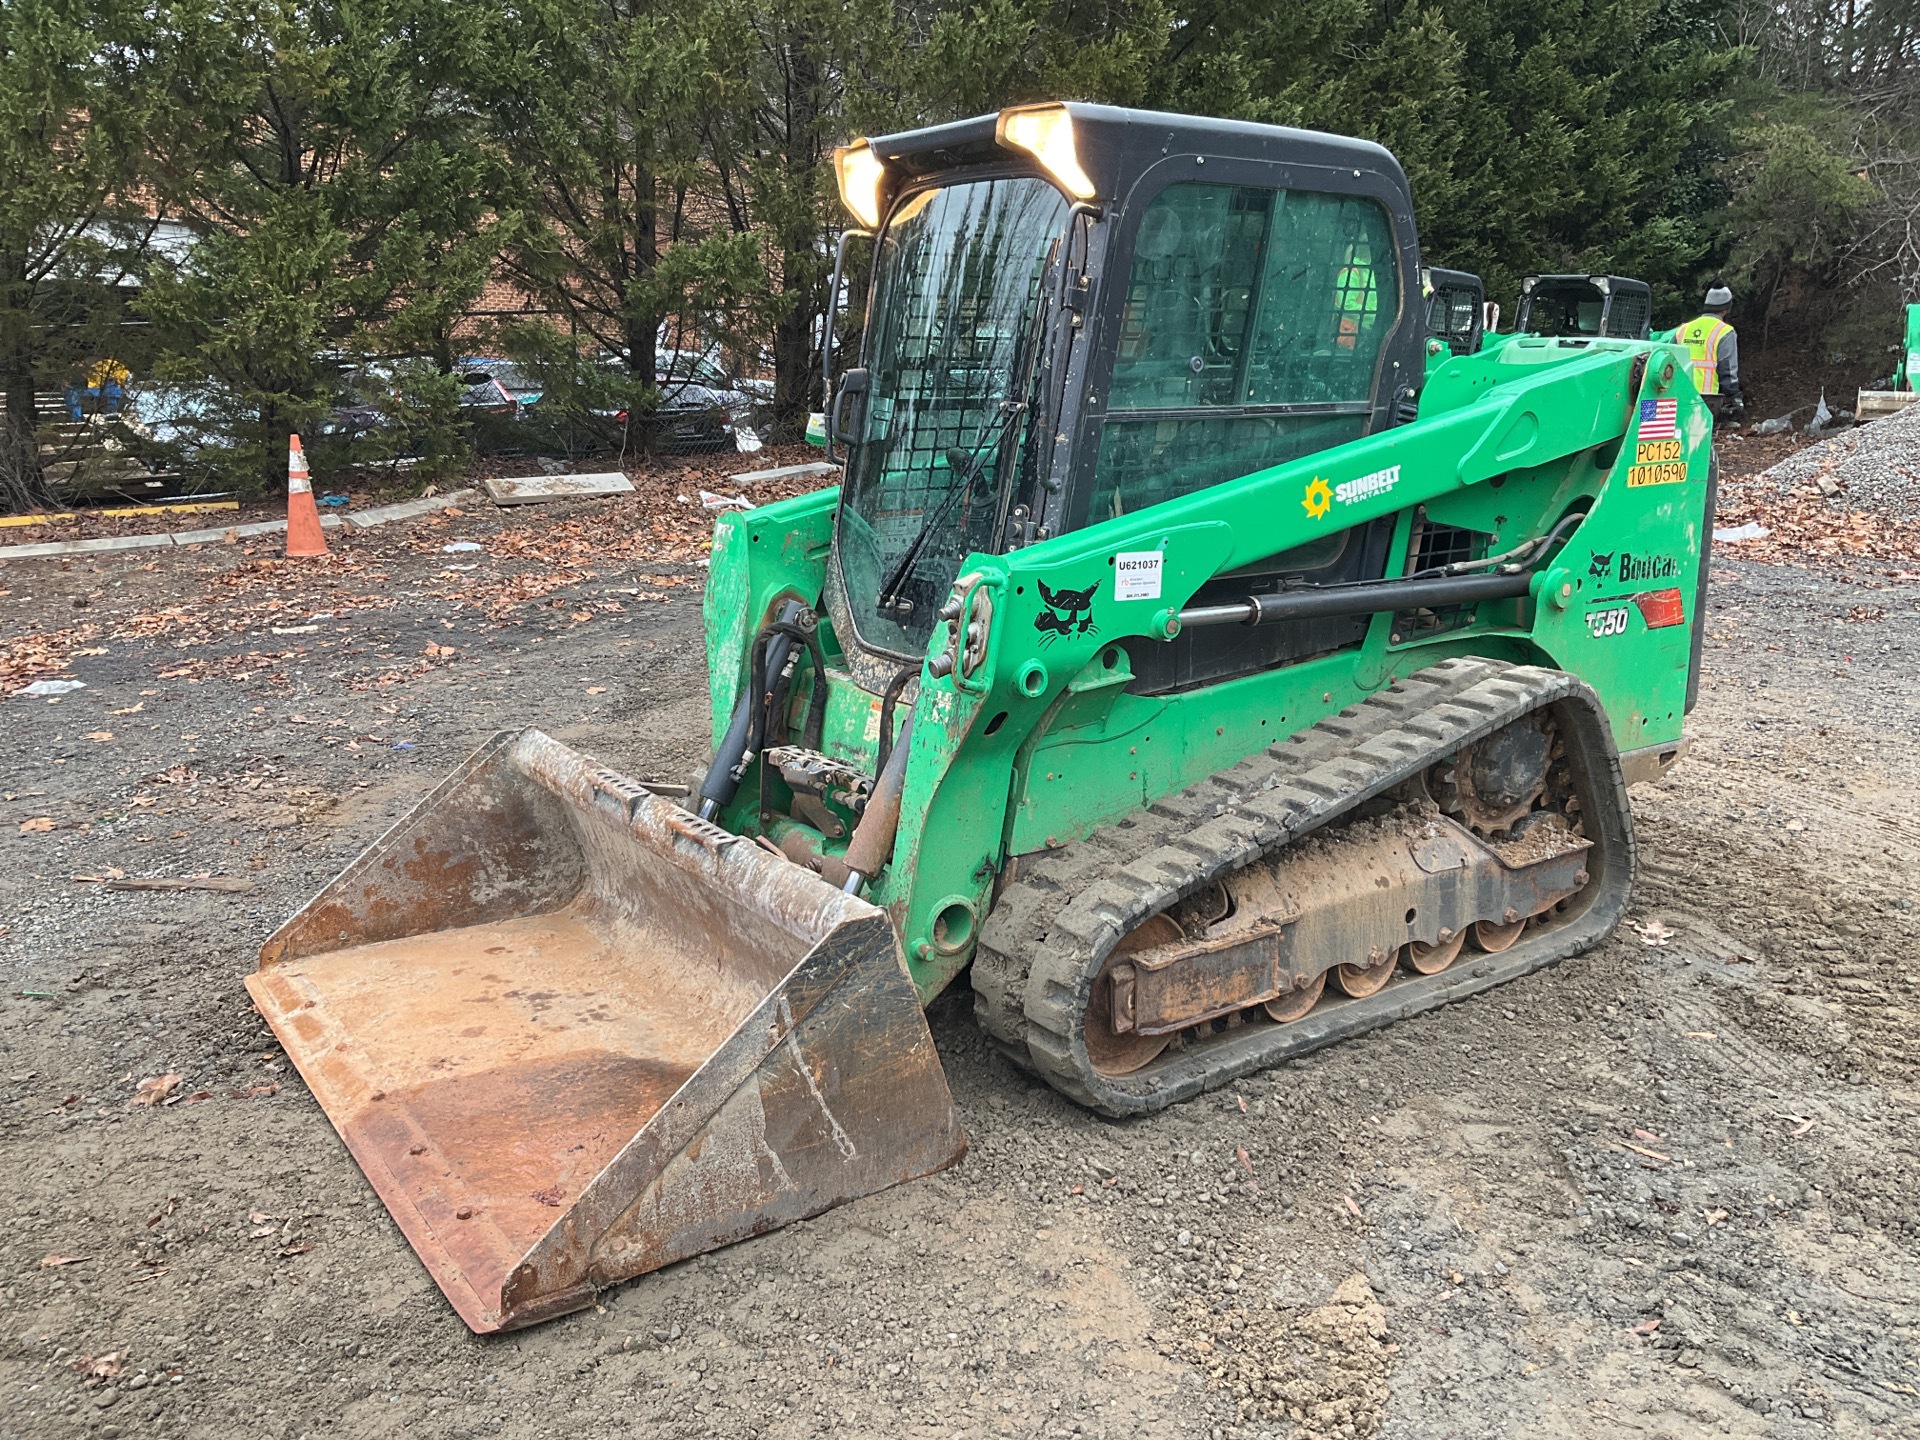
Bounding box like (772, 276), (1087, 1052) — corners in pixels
(1513, 273), (1654, 341)
(251, 104), (1713, 1332)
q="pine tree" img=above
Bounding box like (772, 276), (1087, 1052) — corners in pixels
(477, 0), (765, 449)
(0, 0), (167, 509)
(141, 0), (496, 488)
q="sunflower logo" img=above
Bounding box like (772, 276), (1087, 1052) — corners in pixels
(1302, 476), (1333, 520)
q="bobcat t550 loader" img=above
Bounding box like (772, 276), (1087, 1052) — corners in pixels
(249, 104), (1712, 1332)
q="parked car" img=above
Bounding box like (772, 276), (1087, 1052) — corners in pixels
(658, 346), (773, 429)
(458, 358), (544, 409)
(642, 380), (735, 453)
(457, 353), (737, 457)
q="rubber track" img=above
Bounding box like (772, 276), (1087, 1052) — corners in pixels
(972, 658), (1637, 1116)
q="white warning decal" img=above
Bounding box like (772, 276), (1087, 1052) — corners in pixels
(1114, 550), (1163, 601)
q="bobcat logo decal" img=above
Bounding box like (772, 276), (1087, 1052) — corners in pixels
(1035, 579), (1100, 646)
(1588, 550), (1615, 579)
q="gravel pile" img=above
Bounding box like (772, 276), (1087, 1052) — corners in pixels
(1757, 398), (1920, 519)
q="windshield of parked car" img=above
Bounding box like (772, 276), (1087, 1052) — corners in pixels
(836, 176), (1068, 658)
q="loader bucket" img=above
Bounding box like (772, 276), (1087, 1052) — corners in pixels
(247, 729), (965, 1333)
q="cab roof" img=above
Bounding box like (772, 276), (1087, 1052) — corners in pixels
(865, 103), (1407, 199)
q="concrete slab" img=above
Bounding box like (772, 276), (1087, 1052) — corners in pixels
(176, 517), (337, 543)
(344, 488), (480, 529)
(170, 526), (244, 546)
(729, 460), (839, 486)
(482, 473), (635, 506)
(0, 532), (177, 559)
(5, 486), (470, 560)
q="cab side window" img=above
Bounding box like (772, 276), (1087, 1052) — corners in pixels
(1090, 183), (1398, 520)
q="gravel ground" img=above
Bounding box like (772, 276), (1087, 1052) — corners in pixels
(1753, 403), (1920, 517)
(2, 506), (1918, 1440)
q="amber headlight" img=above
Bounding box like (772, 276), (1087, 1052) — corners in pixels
(995, 104), (1096, 200)
(834, 142), (888, 229)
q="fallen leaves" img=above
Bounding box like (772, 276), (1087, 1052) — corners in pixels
(421, 641), (456, 659)
(68, 1351), (123, 1384)
(19, 816), (54, 833)
(40, 1254), (88, 1268)
(83, 730), (114, 743)
(0, 622), (102, 693)
(1620, 1139), (1673, 1164)
(1712, 471), (1920, 573)
(237, 1080), (281, 1099)
(110, 702), (144, 715)
(1343, 1194), (1365, 1219)
(129, 1074), (183, 1106)
(1630, 919), (1675, 946)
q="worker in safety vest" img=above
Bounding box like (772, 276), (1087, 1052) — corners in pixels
(1676, 284), (1743, 422)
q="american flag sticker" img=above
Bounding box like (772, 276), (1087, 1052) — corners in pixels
(1638, 397), (1678, 440)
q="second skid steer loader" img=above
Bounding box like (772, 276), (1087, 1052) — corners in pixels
(251, 103), (1712, 1332)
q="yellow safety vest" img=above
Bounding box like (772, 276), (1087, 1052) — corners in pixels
(1676, 315), (1733, 395)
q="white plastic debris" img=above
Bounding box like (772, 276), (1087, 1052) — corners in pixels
(15, 679), (87, 697)
(699, 490), (750, 511)
(1753, 416), (1792, 437)
(1712, 522), (1770, 543)
(732, 425), (765, 454)
(1808, 392), (1834, 434)
(442, 541), (484, 553)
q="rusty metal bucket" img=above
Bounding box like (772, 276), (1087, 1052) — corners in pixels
(247, 729), (965, 1333)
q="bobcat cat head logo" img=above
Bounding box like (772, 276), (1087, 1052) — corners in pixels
(1589, 551), (1615, 579)
(1035, 579), (1099, 646)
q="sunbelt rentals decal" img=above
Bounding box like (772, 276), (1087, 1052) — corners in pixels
(1303, 463), (1401, 520)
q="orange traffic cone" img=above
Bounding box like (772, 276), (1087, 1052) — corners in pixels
(284, 433), (328, 558)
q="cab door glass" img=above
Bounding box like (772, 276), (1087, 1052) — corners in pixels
(1091, 183), (1398, 520)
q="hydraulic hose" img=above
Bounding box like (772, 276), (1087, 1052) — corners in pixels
(748, 618), (829, 756)
(695, 600), (806, 820)
(874, 664), (918, 779)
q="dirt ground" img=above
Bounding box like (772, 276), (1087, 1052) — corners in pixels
(2, 480), (1918, 1440)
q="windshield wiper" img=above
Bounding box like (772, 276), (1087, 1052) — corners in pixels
(874, 401), (1025, 620)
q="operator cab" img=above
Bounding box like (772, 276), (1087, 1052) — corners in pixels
(823, 103), (1427, 687)
(1514, 274), (1652, 341)
(1422, 266), (1485, 357)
